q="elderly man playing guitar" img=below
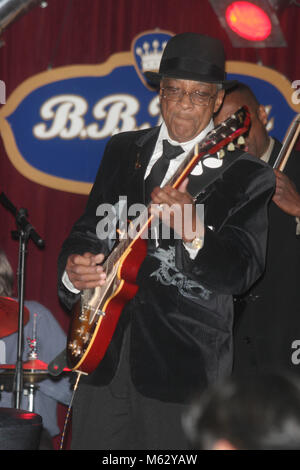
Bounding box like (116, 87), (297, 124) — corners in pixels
(58, 33), (275, 450)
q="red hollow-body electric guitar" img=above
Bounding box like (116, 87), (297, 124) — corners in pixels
(66, 106), (251, 373)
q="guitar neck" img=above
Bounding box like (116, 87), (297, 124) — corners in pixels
(103, 236), (132, 272)
(166, 112), (250, 190)
(273, 114), (300, 171)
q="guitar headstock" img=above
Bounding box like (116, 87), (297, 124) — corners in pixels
(167, 106), (251, 191)
(199, 105), (251, 156)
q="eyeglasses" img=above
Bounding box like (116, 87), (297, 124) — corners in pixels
(160, 86), (217, 107)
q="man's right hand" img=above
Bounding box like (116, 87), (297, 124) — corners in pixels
(65, 252), (106, 290)
(273, 169), (300, 217)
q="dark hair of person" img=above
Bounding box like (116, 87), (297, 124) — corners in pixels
(183, 374), (300, 450)
(226, 81), (259, 104)
(214, 81), (260, 118)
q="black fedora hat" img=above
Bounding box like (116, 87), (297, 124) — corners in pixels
(145, 32), (237, 90)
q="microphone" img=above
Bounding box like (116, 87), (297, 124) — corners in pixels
(16, 208), (45, 248)
(0, 192), (45, 248)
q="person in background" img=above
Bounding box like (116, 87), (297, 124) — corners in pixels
(182, 373), (300, 450)
(0, 249), (72, 449)
(214, 82), (300, 378)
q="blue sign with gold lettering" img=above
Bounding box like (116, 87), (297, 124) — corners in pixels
(0, 31), (299, 194)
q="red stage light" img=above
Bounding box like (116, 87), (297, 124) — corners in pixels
(225, 1), (272, 41)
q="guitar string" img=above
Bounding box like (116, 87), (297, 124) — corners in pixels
(87, 263), (120, 325)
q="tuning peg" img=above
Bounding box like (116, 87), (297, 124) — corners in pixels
(227, 142), (235, 151)
(217, 149), (225, 159)
(237, 136), (246, 146)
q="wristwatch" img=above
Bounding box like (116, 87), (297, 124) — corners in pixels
(185, 235), (204, 250)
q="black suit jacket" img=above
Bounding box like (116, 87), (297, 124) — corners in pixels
(233, 138), (300, 377)
(58, 127), (275, 402)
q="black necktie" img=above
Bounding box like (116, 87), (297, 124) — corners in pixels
(145, 139), (183, 200)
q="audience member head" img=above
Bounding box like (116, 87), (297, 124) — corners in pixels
(214, 82), (270, 158)
(0, 250), (14, 297)
(183, 374), (300, 450)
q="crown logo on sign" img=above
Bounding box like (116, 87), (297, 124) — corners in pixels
(131, 30), (173, 88)
(135, 40), (167, 73)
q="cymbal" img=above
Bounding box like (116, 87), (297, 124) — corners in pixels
(0, 359), (49, 385)
(0, 369), (48, 385)
(0, 359), (48, 370)
(0, 359), (70, 386)
(0, 359), (70, 372)
(0, 296), (30, 338)
(0, 359), (70, 385)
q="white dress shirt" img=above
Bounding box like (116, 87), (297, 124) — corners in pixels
(145, 119), (214, 183)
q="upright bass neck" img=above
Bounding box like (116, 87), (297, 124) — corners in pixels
(273, 114), (300, 171)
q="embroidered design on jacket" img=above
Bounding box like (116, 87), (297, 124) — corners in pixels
(150, 246), (211, 301)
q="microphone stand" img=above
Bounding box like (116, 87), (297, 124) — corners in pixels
(14, 218), (29, 409)
(0, 192), (44, 409)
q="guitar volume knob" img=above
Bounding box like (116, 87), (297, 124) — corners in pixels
(82, 332), (90, 343)
(76, 326), (85, 335)
(68, 340), (82, 356)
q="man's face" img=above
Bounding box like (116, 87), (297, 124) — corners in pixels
(214, 91), (269, 158)
(160, 78), (224, 143)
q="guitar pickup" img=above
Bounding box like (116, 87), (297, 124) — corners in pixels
(82, 303), (96, 312)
